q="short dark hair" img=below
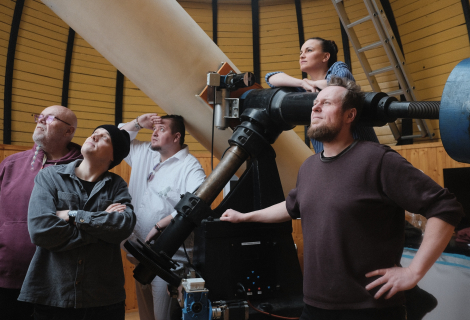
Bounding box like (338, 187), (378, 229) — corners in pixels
(307, 37), (338, 68)
(161, 115), (185, 146)
(328, 76), (364, 126)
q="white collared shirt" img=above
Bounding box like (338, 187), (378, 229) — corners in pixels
(123, 130), (206, 263)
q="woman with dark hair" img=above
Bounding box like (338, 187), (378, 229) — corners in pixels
(265, 37), (378, 152)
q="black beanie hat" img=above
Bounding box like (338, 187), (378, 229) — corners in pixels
(95, 125), (130, 170)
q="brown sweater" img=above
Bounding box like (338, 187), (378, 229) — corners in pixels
(286, 141), (463, 310)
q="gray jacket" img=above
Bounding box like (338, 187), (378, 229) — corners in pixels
(18, 160), (136, 308)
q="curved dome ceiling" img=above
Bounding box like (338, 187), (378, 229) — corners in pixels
(1, 0), (469, 148)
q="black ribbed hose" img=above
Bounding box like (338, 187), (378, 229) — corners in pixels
(388, 101), (440, 119)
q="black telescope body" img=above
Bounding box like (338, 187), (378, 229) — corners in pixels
(239, 88), (440, 131)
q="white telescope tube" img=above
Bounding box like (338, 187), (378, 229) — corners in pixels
(41, 0), (312, 195)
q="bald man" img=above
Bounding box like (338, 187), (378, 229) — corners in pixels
(0, 105), (82, 320)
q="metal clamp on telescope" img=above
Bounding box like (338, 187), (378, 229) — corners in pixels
(124, 193), (213, 287)
(207, 70), (255, 130)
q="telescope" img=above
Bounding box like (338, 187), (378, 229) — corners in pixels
(125, 58), (470, 320)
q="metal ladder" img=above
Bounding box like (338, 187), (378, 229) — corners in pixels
(331, 0), (434, 140)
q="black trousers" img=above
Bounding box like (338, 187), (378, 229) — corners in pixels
(33, 301), (125, 320)
(299, 303), (406, 320)
(0, 287), (34, 320)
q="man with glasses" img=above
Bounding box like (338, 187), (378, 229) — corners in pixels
(120, 114), (205, 320)
(0, 105), (82, 320)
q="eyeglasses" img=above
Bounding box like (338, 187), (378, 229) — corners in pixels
(33, 114), (71, 126)
(147, 163), (161, 182)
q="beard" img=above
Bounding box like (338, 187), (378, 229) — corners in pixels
(307, 123), (341, 143)
(32, 129), (46, 146)
(150, 145), (161, 151)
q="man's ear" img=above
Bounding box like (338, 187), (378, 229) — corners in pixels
(174, 132), (181, 143)
(65, 126), (76, 137)
(345, 108), (357, 124)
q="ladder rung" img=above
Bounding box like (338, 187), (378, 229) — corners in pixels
(347, 15), (371, 28)
(386, 89), (404, 97)
(358, 41), (383, 53)
(332, 0), (434, 139)
(368, 65), (394, 76)
(400, 134), (424, 140)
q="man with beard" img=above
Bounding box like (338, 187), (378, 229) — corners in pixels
(221, 77), (463, 320)
(120, 114), (205, 320)
(0, 105), (81, 320)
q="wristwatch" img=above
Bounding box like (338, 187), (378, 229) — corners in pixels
(134, 116), (143, 130)
(68, 210), (78, 225)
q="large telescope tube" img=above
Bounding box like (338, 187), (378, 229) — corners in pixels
(239, 89), (440, 129)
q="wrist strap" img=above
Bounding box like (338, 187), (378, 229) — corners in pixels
(155, 223), (164, 232)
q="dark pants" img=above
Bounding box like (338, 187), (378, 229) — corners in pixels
(170, 296), (183, 320)
(33, 301), (125, 320)
(0, 287), (34, 320)
(299, 303), (406, 320)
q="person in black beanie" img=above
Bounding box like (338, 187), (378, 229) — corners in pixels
(18, 125), (136, 320)
(94, 124), (131, 170)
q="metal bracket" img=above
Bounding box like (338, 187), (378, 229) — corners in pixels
(224, 98), (239, 119)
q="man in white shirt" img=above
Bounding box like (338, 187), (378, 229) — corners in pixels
(120, 114), (206, 320)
